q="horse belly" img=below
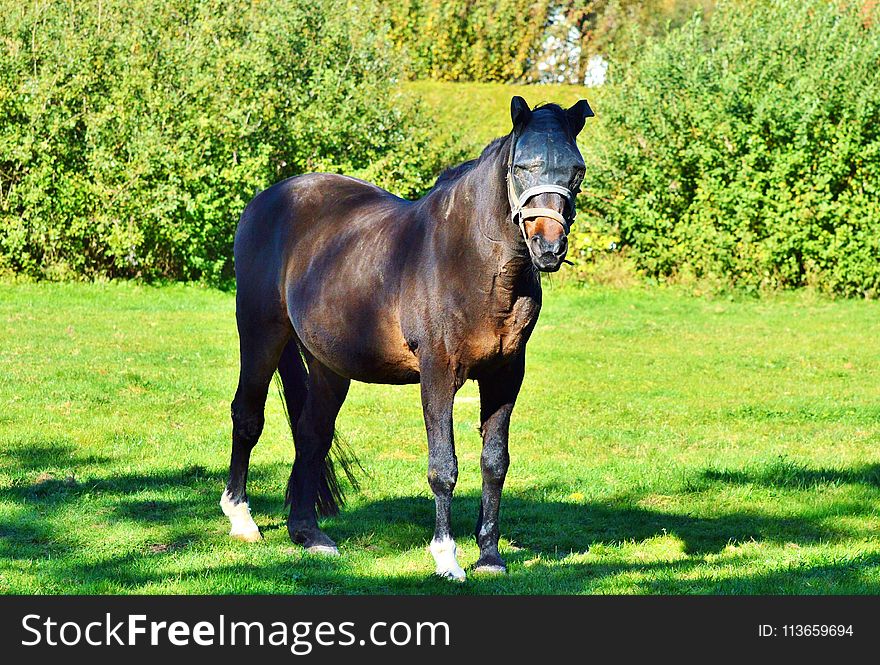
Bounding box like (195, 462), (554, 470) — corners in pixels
(292, 310), (420, 384)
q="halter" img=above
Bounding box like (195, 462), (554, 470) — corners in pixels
(505, 134), (577, 242)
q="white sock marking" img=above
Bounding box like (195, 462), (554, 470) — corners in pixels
(220, 491), (261, 541)
(430, 536), (466, 581)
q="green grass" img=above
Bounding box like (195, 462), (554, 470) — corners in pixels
(2, 281), (880, 594)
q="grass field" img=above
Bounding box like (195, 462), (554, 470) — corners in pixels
(2, 281), (880, 594)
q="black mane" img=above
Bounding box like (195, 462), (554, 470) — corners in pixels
(534, 102), (565, 114)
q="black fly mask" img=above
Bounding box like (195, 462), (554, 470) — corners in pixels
(506, 98), (593, 241)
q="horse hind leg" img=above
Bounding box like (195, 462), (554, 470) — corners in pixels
(284, 356), (351, 555)
(222, 322), (290, 542)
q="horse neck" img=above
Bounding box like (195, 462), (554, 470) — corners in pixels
(432, 136), (535, 290)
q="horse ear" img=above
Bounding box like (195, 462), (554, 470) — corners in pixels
(566, 99), (595, 136)
(510, 96), (531, 132)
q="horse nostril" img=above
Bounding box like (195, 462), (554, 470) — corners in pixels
(548, 236), (567, 256)
(529, 234), (567, 258)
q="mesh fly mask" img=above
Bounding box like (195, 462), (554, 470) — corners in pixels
(506, 107), (587, 242)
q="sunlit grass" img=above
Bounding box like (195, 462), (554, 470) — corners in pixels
(1, 281), (880, 594)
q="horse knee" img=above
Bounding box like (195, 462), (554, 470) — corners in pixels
(481, 445), (509, 484)
(427, 461), (458, 495)
(231, 402), (264, 447)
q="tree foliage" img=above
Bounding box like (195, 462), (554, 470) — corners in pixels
(361, 0), (552, 82)
(0, 0), (458, 282)
(365, 0), (715, 83)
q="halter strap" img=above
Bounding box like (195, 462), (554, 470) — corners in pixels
(515, 206), (568, 226)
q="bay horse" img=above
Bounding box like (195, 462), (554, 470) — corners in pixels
(221, 96), (594, 580)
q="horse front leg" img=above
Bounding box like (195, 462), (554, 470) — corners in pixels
(420, 357), (465, 581)
(474, 353), (525, 574)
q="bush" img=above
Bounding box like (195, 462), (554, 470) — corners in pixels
(363, 0), (551, 83)
(0, 0), (458, 283)
(585, 0), (880, 296)
(362, 1), (718, 85)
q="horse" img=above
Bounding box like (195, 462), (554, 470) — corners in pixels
(221, 96), (594, 580)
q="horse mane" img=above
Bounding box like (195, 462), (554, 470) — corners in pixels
(433, 135), (509, 188)
(534, 102), (565, 113)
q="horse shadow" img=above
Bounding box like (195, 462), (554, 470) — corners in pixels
(320, 489), (868, 559)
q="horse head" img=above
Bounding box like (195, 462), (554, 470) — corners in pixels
(508, 96), (594, 272)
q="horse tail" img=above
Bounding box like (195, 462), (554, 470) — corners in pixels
(275, 339), (361, 517)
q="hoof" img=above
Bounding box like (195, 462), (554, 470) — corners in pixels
(230, 528), (263, 543)
(435, 568), (467, 582)
(306, 544), (340, 556)
(474, 553), (507, 575)
(290, 525), (339, 554)
(430, 537), (466, 582)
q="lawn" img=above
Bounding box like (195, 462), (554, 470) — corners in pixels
(1, 281), (880, 594)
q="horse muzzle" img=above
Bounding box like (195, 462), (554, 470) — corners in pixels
(516, 192), (572, 272)
(527, 222), (569, 272)
(508, 182), (575, 273)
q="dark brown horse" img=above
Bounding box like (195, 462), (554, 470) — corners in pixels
(221, 96), (594, 580)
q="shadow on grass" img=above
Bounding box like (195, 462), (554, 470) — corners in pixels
(323, 493), (871, 557)
(0, 448), (242, 560)
(52, 548), (880, 595)
(2, 442), (879, 593)
(727, 403), (880, 425)
(699, 459), (880, 491)
(0, 443), (112, 472)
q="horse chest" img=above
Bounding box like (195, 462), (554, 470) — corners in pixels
(466, 293), (540, 368)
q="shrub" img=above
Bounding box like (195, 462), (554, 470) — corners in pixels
(362, 1), (718, 85)
(0, 0), (457, 283)
(585, 0), (880, 296)
(364, 0), (551, 83)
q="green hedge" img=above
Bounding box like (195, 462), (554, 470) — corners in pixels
(586, 0), (880, 296)
(363, 0), (550, 83)
(0, 0), (459, 283)
(362, 1), (716, 85)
